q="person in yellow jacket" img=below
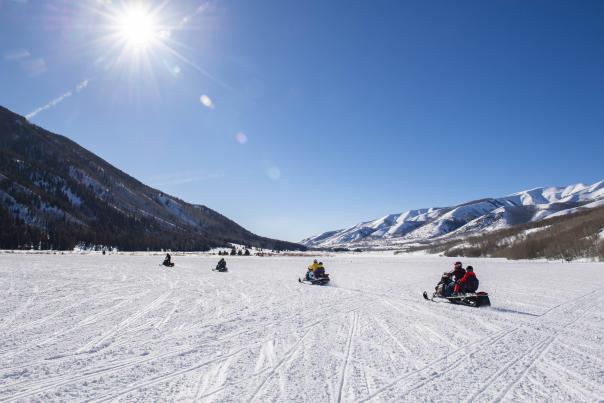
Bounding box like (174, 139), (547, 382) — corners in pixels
(306, 259), (320, 280)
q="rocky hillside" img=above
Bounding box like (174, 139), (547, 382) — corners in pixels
(408, 204), (604, 261)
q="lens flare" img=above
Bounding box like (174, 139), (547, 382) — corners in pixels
(200, 94), (214, 109)
(235, 132), (248, 144)
(115, 4), (158, 50)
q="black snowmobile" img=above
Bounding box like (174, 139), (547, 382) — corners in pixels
(299, 266), (330, 285)
(423, 272), (490, 307)
(299, 273), (330, 285)
(212, 266), (228, 272)
(423, 290), (491, 307)
(212, 259), (228, 272)
(162, 254), (174, 267)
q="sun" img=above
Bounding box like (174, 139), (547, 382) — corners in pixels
(91, 1), (223, 89)
(115, 4), (159, 50)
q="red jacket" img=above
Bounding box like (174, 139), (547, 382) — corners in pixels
(454, 270), (479, 293)
(458, 271), (476, 284)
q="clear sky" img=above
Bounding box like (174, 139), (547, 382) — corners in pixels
(1, 0), (603, 242)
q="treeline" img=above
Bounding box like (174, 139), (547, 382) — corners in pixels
(0, 204), (220, 251)
(218, 247), (252, 256)
(411, 205), (604, 261)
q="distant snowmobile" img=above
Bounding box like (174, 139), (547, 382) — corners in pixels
(299, 263), (330, 285)
(213, 258), (228, 272)
(299, 274), (330, 285)
(162, 253), (174, 267)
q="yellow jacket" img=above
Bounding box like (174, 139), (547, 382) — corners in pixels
(308, 262), (320, 272)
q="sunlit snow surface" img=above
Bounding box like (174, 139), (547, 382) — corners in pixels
(1, 253), (603, 402)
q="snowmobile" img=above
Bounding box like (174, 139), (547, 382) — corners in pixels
(423, 272), (490, 307)
(423, 290), (491, 307)
(213, 259), (228, 272)
(161, 253), (174, 267)
(212, 266), (228, 272)
(298, 272), (330, 285)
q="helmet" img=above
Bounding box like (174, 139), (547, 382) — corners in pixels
(454, 261), (462, 267)
(319, 262), (323, 265)
(313, 259), (318, 263)
(466, 266), (474, 272)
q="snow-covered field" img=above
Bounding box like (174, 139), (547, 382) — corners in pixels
(1, 253), (603, 402)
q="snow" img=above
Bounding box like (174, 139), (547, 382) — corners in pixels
(69, 166), (107, 196)
(1, 253), (603, 402)
(157, 194), (199, 228)
(542, 199), (604, 220)
(303, 179), (604, 249)
(62, 186), (83, 207)
(0, 190), (34, 226)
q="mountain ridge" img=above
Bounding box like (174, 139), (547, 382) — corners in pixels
(0, 105), (304, 251)
(302, 180), (604, 249)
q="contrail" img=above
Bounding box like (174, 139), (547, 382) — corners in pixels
(26, 78), (90, 120)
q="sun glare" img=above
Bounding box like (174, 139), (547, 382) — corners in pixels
(91, 1), (222, 90)
(115, 5), (158, 50)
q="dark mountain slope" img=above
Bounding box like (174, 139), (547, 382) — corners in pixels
(0, 106), (303, 251)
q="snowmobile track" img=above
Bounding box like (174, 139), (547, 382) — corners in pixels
(1, 255), (602, 402)
(358, 289), (601, 402)
(470, 296), (600, 402)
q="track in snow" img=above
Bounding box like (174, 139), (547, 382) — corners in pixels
(0, 253), (603, 402)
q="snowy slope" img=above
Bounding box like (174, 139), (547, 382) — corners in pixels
(302, 180), (604, 249)
(0, 253), (602, 402)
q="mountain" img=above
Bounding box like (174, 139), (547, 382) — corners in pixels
(0, 105), (304, 251)
(302, 180), (604, 250)
(415, 204), (604, 261)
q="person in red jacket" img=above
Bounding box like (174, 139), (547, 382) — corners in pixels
(453, 266), (479, 294)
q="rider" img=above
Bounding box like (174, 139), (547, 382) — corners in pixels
(163, 253), (172, 266)
(306, 259), (320, 280)
(216, 258), (227, 271)
(436, 262), (465, 296)
(454, 266), (479, 295)
(450, 261), (466, 282)
(314, 262), (326, 278)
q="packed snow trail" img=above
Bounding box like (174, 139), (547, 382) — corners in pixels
(0, 254), (602, 402)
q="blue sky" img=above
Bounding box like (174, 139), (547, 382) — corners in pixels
(1, 0), (603, 242)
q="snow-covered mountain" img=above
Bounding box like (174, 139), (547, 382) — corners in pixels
(301, 180), (604, 249)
